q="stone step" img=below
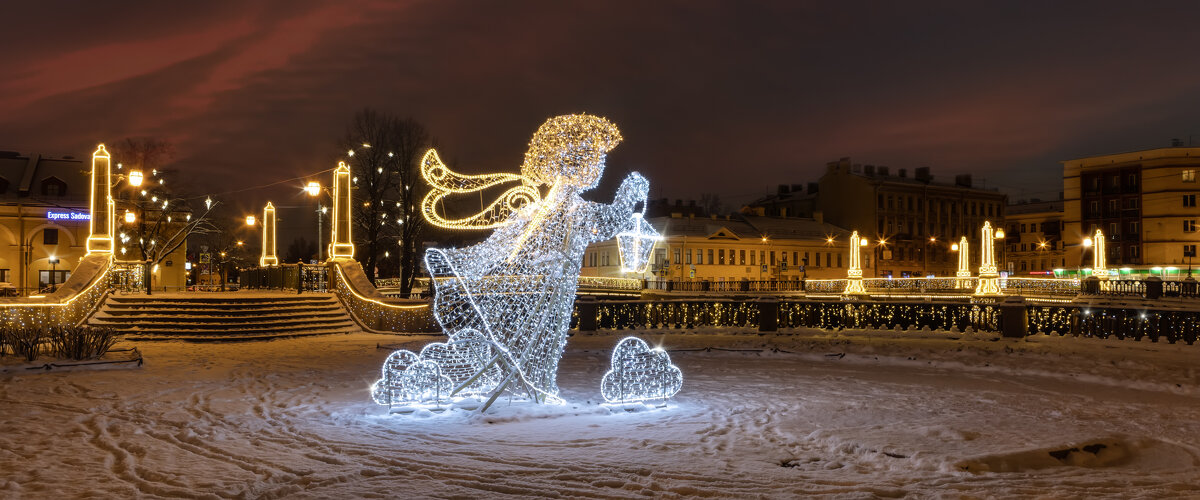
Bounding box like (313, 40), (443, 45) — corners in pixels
(104, 320), (358, 336)
(90, 293), (360, 339)
(90, 315), (354, 331)
(97, 305), (345, 316)
(120, 325), (359, 342)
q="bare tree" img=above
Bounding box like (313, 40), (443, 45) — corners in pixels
(339, 109), (430, 293)
(108, 137), (175, 173)
(699, 192), (723, 215)
(110, 139), (217, 294)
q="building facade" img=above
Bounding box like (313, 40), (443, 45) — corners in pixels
(0, 150), (189, 295)
(815, 158), (1008, 278)
(0, 151), (93, 293)
(580, 213), (858, 284)
(1063, 146), (1200, 277)
(1004, 199), (1066, 275)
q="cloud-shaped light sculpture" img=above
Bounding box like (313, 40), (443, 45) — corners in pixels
(601, 337), (683, 404)
(370, 114), (657, 412)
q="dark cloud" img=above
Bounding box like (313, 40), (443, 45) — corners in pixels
(4, 0), (1200, 220)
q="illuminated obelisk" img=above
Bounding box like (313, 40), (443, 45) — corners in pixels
(260, 202), (279, 266)
(1091, 229), (1109, 280)
(86, 144), (114, 254)
(955, 236), (971, 289)
(974, 222), (1002, 296)
(329, 161), (355, 259)
(843, 230), (867, 295)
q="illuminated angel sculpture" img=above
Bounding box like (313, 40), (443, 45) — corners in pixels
(371, 114), (657, 412)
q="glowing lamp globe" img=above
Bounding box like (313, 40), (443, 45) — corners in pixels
(128, 170), (144, 187)
(124, 210), (136, 223)
(245, 215), (256, 226)
(305, 181), (320, 196)
(617, 213), (660, 273)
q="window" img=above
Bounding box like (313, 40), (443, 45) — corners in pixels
(1089, 201), (1100, 215)
(1110, 176), (1120, 188)
(1030, 223), (1037, 232)
(1129, 221), (1139, 235)
(1108, 199), (1119, 212)
(1185, 194), (1197, 208)
(707, 249), (713, 265)
(836, 254), (842, 268)
(739, 250), (746, 265)
(1020, 243), (1027, 252)
(1020, 261), (1027, 271)
(1185, 245), (1198, 258)
(38, 270), (70, 289)
(718, 249), (725, 265)
(685, 250), (692, 265)
(1128, 173), (1138, 186)
(1126, 198), (1139, 209)
(826, 253), (832, 267)
(749, 251), (754, 266)
(1129, 246), (1140, 259)
(877, 194), (884, 209)
(793, 252), (798, 266)
(1186, 220), (1198, 233)
(43, 228), (58, 246)
(1020, 224), (1026, 233)
(1184, 170), (1196, 182)
(0, 269), (8, 282)
(40, 176), (67, 197)
(770, 251), (776, 266)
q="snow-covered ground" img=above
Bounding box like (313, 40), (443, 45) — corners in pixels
(3, 327), (1200, 498)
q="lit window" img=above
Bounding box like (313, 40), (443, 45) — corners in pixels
(1184, 170), (1196, 183)
(1185, 220), (1197, 233)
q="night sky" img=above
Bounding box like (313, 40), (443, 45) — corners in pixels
(5, 1), (1200, 222)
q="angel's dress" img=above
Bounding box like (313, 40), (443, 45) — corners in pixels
(424, 180), (642, 402)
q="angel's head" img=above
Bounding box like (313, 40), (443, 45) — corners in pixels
(521, 114), (622, 190)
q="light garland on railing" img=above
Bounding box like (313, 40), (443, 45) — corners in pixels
(0, 255), (114, 330)
(600, 337), (682, 404)
(370, 114), (655, 412)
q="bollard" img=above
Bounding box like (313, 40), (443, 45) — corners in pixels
(1000, 296), (1027, 338)
(1144, 276), (1163, 300)
(577, 296), (598, 332)
(758, 299), (779, 332)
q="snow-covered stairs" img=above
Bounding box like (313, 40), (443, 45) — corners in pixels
(89, 293), (360, 341)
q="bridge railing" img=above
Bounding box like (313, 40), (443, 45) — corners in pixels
(0, 254), (114, 328)
(574, 296), (1200, 344)
(239, 264), (328, 293)
(326, 260), (438, 333)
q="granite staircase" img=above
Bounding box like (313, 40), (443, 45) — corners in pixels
(88, 293), (360, 341)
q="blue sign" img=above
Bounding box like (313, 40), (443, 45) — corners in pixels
(46, 211), (90, 221)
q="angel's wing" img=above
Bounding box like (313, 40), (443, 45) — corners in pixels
(420, 149), (542, 230)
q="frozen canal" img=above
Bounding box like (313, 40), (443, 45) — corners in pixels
(3, 329), (1199, 498)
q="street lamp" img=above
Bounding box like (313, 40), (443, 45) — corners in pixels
(128, 170), (143, 187)
(307, 181), (327, 261)
(1081, 236), (1093, 277)
(48, 256), (59, 292)
(994, 228), (1007, 275)
(245, 215), (256, 226)
(124, 210), (136, 223)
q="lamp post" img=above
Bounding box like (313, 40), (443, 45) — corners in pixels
(306, 181), (327, 261)
(48, 256), (59, 292)
(1081, 236), (1093, 279)
(995, 227), (1007, 276)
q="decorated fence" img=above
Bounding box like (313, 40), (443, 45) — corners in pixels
(0, 255), (114, 329)
(573, 296), (1200, 345)
(327, 260), (438, 333)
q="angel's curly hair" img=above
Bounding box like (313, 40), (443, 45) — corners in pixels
(521, 114), (622, 190)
